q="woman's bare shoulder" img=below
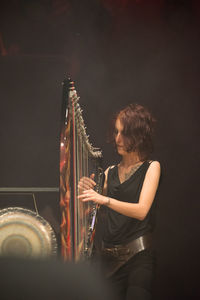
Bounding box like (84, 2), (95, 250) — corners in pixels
(104, 165), (115, 175)
(149, 160), (160, 166)
(147, 160), (161, 176)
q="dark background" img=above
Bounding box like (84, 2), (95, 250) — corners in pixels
(0, 1), (200, 299)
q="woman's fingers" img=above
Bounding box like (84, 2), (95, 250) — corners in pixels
(78, 190), (92, 202)
(80, 176), (96, 186)
(78, 189), (106, 205)
(78, 189), (96, 200)
(78, 176), (96, 191)
(90, 173), (95, 180)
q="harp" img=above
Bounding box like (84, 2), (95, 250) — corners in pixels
(60, 78), (104, 261)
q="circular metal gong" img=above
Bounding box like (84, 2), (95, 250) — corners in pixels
(0, 207), (57, 258)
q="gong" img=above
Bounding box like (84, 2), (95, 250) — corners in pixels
(0, 207), (57, 258)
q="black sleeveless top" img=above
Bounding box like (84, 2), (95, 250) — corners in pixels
(98, 161), (157, 246)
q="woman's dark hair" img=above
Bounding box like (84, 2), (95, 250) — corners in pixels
(109, 103), (156, 161)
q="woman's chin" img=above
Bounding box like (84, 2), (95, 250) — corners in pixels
(117, 148), (126, 155)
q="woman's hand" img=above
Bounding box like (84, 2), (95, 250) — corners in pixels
(78, 174), (96, 194)
(78, 189), (109, 206)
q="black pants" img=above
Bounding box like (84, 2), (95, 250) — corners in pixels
(107, 249), (156, 300)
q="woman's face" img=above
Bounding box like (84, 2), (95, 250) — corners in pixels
(114, 118), (127, 155)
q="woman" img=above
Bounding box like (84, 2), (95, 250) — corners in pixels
(79, 103), (161, 300)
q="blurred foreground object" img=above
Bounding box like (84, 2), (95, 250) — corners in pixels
(0, 257), (113, 300)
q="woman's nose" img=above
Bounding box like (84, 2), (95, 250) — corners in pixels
(116, 133), (121, 142)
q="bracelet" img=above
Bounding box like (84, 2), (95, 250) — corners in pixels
(105, 197), (110, 206)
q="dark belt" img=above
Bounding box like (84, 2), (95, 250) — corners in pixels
(101, 233), (153, 277)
